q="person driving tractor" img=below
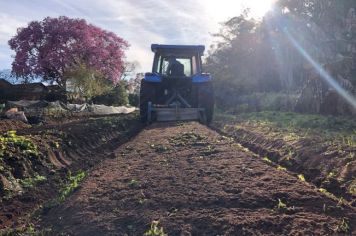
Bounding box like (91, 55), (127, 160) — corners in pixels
(166, 57), (185, 76)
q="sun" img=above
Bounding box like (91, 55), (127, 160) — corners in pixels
(242, 0), (276, 19)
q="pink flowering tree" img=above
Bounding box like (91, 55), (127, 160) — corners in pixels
(8, 16), (128, 88)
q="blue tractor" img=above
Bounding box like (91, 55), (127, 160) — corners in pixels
(140, 44), (214, 124)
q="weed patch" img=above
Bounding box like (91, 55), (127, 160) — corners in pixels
(335, 218), (350, 233)
(20, 175), (47, 188)
(0, 131), (39, 158)
(58, 170), (86, 202)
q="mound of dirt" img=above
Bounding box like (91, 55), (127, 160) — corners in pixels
(0, 119), (31, 133)
(39, 122), (355, 235)
(212, 119), (356, 205)
(0, 113), (142, 231)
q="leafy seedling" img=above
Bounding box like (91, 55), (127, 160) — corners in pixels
(128, 179), (140, 188)
(263, 157), (272, 163)
(297, 174), (306, 182)
(276, 198), (287, 212)
(277, 165), (287, 171)
(144, 221), (166, 236)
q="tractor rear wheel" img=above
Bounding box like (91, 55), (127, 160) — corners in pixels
(139, 80), (156, 123)
(197, 81), (214, 124)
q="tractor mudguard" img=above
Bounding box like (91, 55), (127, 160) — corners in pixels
(192, 73), (212, 83)
(144, 73), (162, 83)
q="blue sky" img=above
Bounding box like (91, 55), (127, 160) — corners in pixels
(0, 0), (254, 72)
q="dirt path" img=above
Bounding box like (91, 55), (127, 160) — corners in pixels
(40, 122), (355, 235)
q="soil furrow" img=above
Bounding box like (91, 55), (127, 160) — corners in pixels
(39, 122), (355, 235)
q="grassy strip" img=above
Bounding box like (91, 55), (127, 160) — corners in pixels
(215, 111), (355, 147)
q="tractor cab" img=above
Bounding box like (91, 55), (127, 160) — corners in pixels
(151, 45), (204, 77)
(140, 44), (214, 124)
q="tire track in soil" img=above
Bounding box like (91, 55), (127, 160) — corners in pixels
(40, 122), (355, 235)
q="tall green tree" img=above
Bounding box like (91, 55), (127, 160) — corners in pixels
(65, 63), (113, 102)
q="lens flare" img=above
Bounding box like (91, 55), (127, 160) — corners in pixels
(285, 30), (356, 109)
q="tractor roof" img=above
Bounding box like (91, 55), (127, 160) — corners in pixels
(151, 44), (205, 54)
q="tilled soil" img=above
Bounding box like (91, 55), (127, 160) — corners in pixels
(212, 117), (356, 205)
(40, 122), (355, 235)
(0, 114), (142, 232)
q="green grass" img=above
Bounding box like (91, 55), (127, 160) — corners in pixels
(216, 111), (356, 147)
(216, 111), (356, 134)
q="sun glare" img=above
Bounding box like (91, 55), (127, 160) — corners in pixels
(243, 0), (276, 19)
(204, 0), (276, 25)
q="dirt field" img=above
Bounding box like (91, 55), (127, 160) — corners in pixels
(212, 112), (356, 205)
(38, 122), (355, 235)
(0, 114), (142, 233)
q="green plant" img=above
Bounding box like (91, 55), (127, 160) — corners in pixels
(276, 165), (287, 171)
(144, 221), (166, 236)
(263, 157), (272, 163)
(0, 131), (39, 158)
(277, 199), (287, 210)
(318, 188), (337, 200)
(51, 141), (60, 149)
(335, 218), (350, 233)
(297, 174), (306, 182)
(65, 62), (113, 102)
(20, 175), (47, 188)
(348, 180), (356, 195)
(92, 80), (129, 106)
(128, 179), (140, 188)
(58, 170), (86, 202)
